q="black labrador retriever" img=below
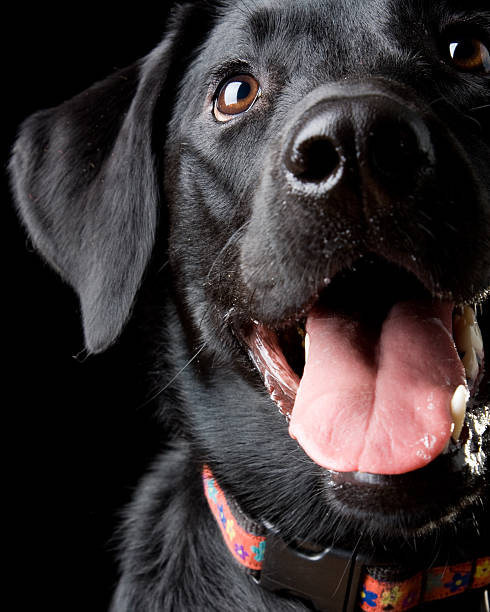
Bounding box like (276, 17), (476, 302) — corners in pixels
(9, 1), (490, 610)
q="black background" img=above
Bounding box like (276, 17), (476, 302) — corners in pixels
(4, 7), (172, 610)
(6, 7), (490, 612)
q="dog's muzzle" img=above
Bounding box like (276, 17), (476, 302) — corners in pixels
(239, 80), (489, 477)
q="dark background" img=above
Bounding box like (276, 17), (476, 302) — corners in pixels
(4, 7), (172, 610)
(6, 8), (489, 612)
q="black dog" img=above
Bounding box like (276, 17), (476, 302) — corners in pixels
(10, 1), (490, 610)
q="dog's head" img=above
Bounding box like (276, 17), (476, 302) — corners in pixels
(11, 0), (490, 566)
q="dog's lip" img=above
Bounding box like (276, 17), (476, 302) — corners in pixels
(245, 322), (300, 419)
(328, 434), (466, 485)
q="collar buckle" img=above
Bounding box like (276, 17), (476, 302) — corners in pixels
(257, 529), (366, 612)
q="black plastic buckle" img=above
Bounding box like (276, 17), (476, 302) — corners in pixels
(480, 588), (489, 612)
(257, 530), (366, 612)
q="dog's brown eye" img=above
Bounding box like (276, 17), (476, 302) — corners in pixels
(214, 74), (260, 121)
(447, 37), (490, 73)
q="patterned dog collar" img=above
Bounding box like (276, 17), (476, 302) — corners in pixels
(203, 466), (266, 571)
(203, 466), (490, 611)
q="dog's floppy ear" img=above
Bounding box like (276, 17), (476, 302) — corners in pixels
(9, 14), (189, 354)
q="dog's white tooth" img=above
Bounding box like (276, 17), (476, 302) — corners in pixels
(453, 306), (484, 380)
(463, 305), (476, 325)
(470, 320), (484, 355)
(305, 333), (310, 363)
(450, 384), (469, 442)
(462, 306), (483, 355)
(463, 348), (479, 382)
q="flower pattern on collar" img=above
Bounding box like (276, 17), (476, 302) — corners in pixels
(203, 466), (266, 572)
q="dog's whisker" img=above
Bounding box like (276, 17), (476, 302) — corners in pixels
(429, 96), (447, 107)
(141, 343), (206, 407)
(157, 259), (169, 274)
(470, 103), (490, 112)
(329, 531), (365, 600)
(430, 93), (484, 129)
(417, 223), (436, 240)
(206, 221), (249, 282)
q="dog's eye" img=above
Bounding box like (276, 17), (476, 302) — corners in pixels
(214, 74), (261, 121)
(447, 37), (490, 73)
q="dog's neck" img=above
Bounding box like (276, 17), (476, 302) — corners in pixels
(203, 466), (490, 612)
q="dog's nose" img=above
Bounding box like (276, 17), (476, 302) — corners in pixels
(284, 94), (434, 197)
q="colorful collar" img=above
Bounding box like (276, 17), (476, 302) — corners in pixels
(203, 466), (490, 611)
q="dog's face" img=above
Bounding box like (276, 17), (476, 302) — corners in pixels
(162, 0), (490, 550)
(11, 0), (489, 569)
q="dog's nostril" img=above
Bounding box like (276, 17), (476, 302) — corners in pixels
(287, 136), (341, 183)
(368, 119), (426, 185)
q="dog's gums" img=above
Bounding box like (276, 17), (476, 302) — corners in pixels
(246, 299), (484, 476)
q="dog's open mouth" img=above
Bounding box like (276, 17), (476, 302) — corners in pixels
(245, 259), (485, 475)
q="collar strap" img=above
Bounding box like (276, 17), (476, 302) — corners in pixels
(203, 466), (266, 571)
(203, 466), (490, 611)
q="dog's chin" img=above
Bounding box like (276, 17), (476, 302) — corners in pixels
(264, 445), (489, 563)
(322, 441), (488, 540)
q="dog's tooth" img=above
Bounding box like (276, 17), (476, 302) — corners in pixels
(463, 348), (479, 382)
(463, 306), (484, 354)
(305, 333), (310, 363)
(470, 320), (484, 355)
(453, 306), (484, 382)
(450, 384), (469, 442)
(463, 306), (475, 325)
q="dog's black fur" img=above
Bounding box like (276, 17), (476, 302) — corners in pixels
(9, 1), (490, 610)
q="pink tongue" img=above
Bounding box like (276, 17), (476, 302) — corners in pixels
(289, 300), (466, 474)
